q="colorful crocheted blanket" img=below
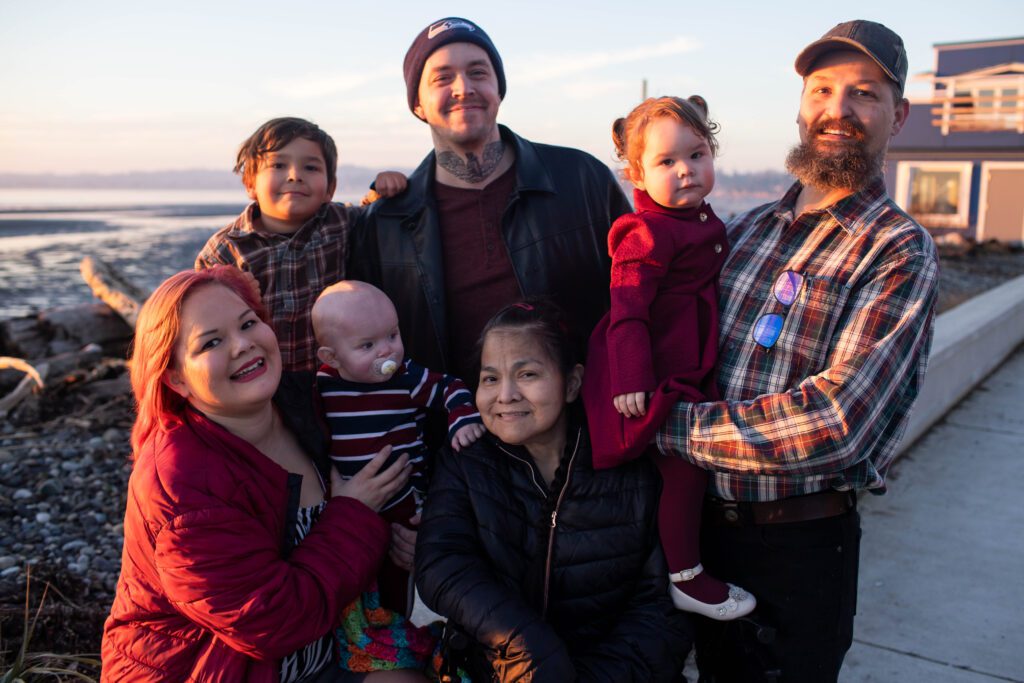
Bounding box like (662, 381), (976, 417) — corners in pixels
(336, 589), (440, 672)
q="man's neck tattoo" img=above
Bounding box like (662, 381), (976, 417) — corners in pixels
(437, 141), (505, 184)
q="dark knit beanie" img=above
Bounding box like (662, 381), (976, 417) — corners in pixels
(403, 17), (506, 115)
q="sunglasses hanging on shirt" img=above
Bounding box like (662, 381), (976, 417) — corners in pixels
(751, 270), (804, 349)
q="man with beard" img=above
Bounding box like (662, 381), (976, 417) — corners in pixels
(655, 20), (938, 682)
(351, 17), (630, 381)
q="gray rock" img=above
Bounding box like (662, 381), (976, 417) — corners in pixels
(1, 566), (20, 578)
(37, 479), (64, 497)
(0, 556), (17, 570)
(61, 540), (88, 553)
(12, 488), (32, 501)
(35, 512), (51, 524)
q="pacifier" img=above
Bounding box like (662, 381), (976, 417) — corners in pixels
(373, 357), (399, 377)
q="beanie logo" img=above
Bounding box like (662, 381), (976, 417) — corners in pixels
(427, 19), (476, 40)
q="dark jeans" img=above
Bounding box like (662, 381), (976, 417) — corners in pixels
(695, 500), (861, 683)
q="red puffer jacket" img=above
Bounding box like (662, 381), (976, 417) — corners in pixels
(101, 374), (389, 682)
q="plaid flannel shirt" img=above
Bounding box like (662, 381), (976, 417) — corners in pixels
(195, 202), (361, 372)
(656, 179), (939, 501)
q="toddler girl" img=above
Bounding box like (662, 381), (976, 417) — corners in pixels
(582, 96), (755, 620)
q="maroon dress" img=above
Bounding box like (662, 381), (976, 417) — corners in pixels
(583, 189), (729, 468)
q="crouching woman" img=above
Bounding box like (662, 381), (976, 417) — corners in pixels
(101, 266), (413, 682)
(415, 301), (692, 682)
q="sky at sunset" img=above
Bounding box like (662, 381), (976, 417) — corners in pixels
(2, 0), (1021, 177)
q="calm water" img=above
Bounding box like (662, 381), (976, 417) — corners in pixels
(0, 189), (357, 319)
(0, 188), (770, 320)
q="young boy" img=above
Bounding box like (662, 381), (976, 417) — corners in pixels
(311, 280), (483, 615)
(195, 117), (406, 372)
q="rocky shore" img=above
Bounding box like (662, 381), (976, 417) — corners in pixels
(1, 241), (1023, 676)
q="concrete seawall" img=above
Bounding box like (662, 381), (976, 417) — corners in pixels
(897, 272), (1024, 454)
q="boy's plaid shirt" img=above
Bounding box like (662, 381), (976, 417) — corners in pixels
(195, 202), (360, 372)
(656, 179), (939, 501)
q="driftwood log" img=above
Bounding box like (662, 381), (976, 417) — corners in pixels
(0, 256), (146, 417)
(80, 255), (149, 328)
(0, 357), (49, 417)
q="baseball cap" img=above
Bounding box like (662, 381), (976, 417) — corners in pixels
(795, 20), (908, 94)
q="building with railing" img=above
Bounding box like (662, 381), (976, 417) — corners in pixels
(885, 36), (1024, 243)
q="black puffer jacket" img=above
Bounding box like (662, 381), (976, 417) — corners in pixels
(415, 419), (693, 682)
(351, 125), (631, 373)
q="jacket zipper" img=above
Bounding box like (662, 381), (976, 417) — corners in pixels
(496, 429), (582, 617)
(542, 429), (581, 617)
(496, 445), (547, 497)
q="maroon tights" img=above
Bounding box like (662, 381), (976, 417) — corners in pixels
(654, 453), (729, 603)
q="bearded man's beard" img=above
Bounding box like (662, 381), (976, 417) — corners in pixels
(785, 118), (884, 193)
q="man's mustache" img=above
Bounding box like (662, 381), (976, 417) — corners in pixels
(812, 117), (866, 140)
(445, 97), (488, 112)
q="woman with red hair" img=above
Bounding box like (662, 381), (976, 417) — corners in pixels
(101, 266), (416, 682)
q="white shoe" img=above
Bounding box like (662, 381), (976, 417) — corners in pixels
(668, 564), (756, 621)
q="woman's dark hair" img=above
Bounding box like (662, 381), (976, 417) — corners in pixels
(473, 299), (579, 385)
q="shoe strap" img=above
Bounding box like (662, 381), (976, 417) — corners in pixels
(669, 564), (704, 582)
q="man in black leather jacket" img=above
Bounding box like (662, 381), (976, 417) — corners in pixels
(350, 17), (631, 378)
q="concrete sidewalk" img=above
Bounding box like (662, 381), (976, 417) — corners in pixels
(841, 344), (1024, 682)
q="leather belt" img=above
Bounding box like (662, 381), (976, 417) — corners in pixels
(705, 490), (856, 526)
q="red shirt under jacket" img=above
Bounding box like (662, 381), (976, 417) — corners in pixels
(583, 189), (729, 468)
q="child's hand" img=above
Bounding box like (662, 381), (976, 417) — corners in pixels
(241, 270), (262, 301)
(373, 171), (408, 198)
(452, 423), (486, 451)
(614, 392), (647, 418)
(389, 512), (420, 571)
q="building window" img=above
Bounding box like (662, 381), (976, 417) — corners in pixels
(895, 162), (973, 229)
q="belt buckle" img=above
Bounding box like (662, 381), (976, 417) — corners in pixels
(719, 501), (742, 525)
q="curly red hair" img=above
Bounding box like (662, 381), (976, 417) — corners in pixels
(129, 266), (270, 455)
(612, 95), (720, 186)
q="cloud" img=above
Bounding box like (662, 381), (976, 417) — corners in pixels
(517, 37), (701, 84)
